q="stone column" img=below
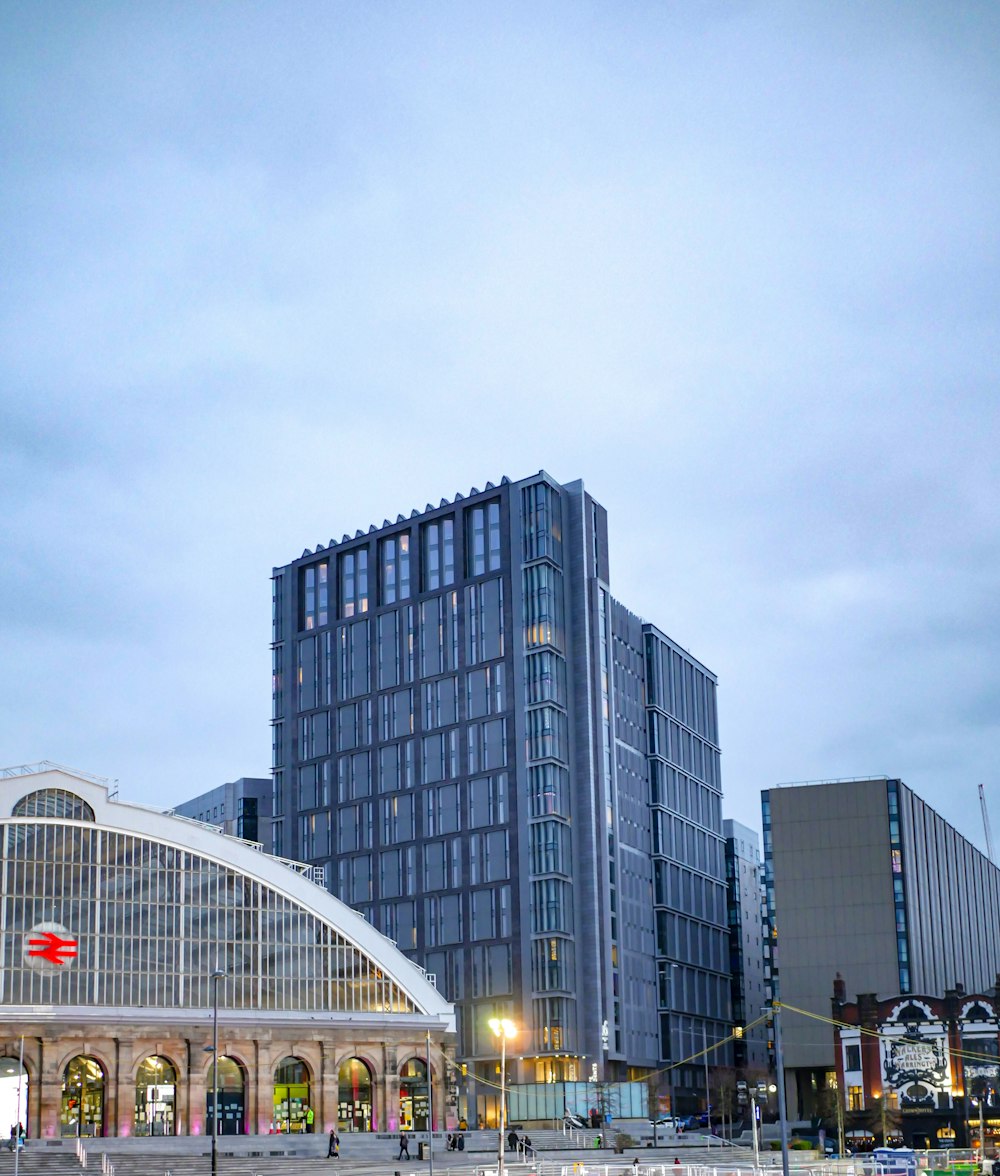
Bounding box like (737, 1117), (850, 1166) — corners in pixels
(175, 1040), (191, 1136)
(320, 1039), (340, 1134)
(114, 1038), (133, 1137)
(249, 1039), (264, 1138)
(37, 1036), (64, 1140)
(382, 1044), (400, 1134)
(189, 1037), (208, 1137)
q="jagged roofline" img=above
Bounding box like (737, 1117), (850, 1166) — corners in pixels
(0, 765), (452, 1023)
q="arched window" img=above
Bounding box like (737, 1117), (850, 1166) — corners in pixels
(338, 1058), (373, 1133)
(273, 1056), (311, 1133)
(134, 1056), (177, 1136)
(207, 1056), (246, 1136)
(896, 1003), (928, 1022)
(0, 1056), (28, 1139)
(399, 1057), (429, 1131)
(61, 1056), (105, 1137)
(13, 789), (95, 821)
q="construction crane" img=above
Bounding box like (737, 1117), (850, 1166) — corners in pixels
(980, 784), (995, 864)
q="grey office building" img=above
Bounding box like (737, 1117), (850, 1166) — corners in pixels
(724, 819), (769, 1075)
(271, 471), (730, 1115)
(763, 777), (1000, 1118)
(171, 776), (273, 845)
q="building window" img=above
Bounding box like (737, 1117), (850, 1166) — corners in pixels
(848, 1086), (863, 1110)
(422, 518), (455, 591)
(467, 663), (507, 718)
(301, 561), (328, 630)
(521, 482), (562, 565)
(340, 548), (369, 617)
(466, 579), (504, 664)
(528, 764), (569, 819)
(380, 534), (411, 605)
(523, 564), (563, 650)
(466, 502), (501, 577)
(468, 773), (508, 828)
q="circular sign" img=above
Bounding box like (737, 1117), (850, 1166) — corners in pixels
(24, 922), (77, 972)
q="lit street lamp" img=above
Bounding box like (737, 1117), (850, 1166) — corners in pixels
(873, 1092), (887, 1147)
(210, 969), (226, 1176)
(489, 1018), (517, 1176)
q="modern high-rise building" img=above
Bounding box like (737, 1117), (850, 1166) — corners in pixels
(270, 471), (730, 1120)
(724, 819), (769, 1075)
(762, 777), (1000, 1119)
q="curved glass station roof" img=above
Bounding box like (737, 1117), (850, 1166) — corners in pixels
(0, 764), (452, 1027)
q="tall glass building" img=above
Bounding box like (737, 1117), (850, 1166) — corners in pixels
(271, 470), (730, 1120)
(0, 763), (454, 1139)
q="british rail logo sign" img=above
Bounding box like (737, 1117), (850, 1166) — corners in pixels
(24, 923), (78, 970)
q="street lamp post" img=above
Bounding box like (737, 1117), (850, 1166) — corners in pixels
(750, 1091), (760, 1169)
(426, 1027), (435, 1176)
(768, 1002), (791, 1176)
(210, 969), (226, 1176)
(489, 1019), (517, 1176)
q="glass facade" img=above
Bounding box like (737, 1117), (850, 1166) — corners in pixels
(1, 813), (414, 1015)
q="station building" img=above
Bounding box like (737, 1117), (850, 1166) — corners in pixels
(0, 763), (455, 1139)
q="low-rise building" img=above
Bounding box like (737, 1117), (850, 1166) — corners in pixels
(0, 763), (454, 1138)
(832, 974), (1000, 1149)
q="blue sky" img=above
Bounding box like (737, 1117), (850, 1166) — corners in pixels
(2, 1), (998, 841)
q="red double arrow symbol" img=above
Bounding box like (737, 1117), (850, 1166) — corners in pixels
(27, 931), (78, 965)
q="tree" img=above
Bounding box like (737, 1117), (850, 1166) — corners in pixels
(709, 1066), (732, 1137)
(814, 1082), (845, 1155)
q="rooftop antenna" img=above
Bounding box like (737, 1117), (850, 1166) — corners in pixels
(979, 784), (994, 863)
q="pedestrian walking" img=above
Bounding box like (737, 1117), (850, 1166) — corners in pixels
(398, 1131), (410, 1160)
(306, 1105), (315, 1133)
(327, 1128), (339, 1158)
(507, 1127), (518, 1152)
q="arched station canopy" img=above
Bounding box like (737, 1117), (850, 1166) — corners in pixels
(0, 763), (453, 1033)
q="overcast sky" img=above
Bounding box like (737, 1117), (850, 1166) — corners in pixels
(2, 1), (998, 845)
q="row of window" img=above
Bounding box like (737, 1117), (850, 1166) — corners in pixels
(653, 858), (728, 924)
(290, 585), (507, 714)
(424, 942), (514, 1002)
(300, 504), (502, 629)
(648, 712), (722, 790)
(296, 775), (510, 852)
(292, 716), (510, 795)
(366, 886), (512, 947)
(334, 837), (510, 898)
(323, 830), (512, 893)
(644, 635), (720, 744)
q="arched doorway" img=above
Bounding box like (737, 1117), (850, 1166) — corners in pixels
(134, 1056), (176, 1135)
(0, 1057), (28, 1140)
(207, 1056), (246, 1136)
(61, 1056), (105, 1137)
(399, 1057), (429, 1131)
(337, 1057), (373, 1132)
(273, 1056), (312, 1133)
